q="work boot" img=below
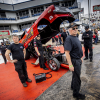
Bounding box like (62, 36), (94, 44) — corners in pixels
(26, 78), (32, 82)
(23, 82), (27, 87)
(71, 87), (73, 90)
(84, 58), (88, 60)
(43, 68), (49, 70)
(90, 59), (92, 62)
(73, 93), (85, 99)
(31, 63), (37, 65)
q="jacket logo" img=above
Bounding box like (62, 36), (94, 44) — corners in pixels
(20, 46), (23, 49)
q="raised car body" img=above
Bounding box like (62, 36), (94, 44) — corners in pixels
(19, 5), (75, 71)
(19, 5), (75, 48)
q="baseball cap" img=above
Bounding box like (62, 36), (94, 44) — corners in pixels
(85, 25), (89, 30)
(67, 22), (79, 28)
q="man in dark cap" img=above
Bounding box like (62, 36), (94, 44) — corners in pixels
(82, 25), (93, 62)
(64, 23), (85, 99)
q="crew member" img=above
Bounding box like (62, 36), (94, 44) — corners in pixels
(61, 28), (69, 45)
(5, 34), (32, 87)
(34, 34), (48, 70)
(1, 42), (7, 64)
(64, 23), (85, 99)
(82, 26), (93, 62)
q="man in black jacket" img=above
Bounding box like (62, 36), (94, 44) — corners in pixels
(82, 26), (93, 62)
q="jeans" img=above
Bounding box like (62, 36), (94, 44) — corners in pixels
(94, 37), (98, 44)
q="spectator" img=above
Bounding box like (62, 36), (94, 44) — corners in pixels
(6, 41), (10, 48)
(94, 29), (99, 45)
(58, 33), (62, 45)
(52, 37), (55, 45)
(93, 33), (96, 44)
(54, 34), (59, 46)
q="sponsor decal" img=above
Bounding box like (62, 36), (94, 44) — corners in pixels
(93, 5), (100, 12)
(48, 9), (51, 13)
(30, 28), (34, 35)
(0, 30), (10, 36)
(49, 16), (53, 20)
(22, 28), (34, 44)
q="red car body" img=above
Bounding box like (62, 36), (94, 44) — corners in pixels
(19, 5), (76, 70)
(19, 5), (75, 48)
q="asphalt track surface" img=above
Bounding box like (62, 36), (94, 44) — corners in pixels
(36, 43), (100, 100)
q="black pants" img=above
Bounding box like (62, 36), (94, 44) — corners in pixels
(84, 44), (93, 60)
(71, 59), (82, 96)
(2, 54), (7, 64)
(39, 51), (46, 68)
(14, 60), (28, 83)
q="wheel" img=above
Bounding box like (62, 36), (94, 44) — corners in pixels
(25, 48), (31, 60)
(48, 58), (60, 71)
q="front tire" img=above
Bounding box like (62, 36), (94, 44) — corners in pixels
(48, 58), (60, 71)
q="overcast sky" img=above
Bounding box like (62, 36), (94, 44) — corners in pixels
(0, 0), (100, 14)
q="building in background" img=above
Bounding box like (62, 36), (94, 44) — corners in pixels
(0, 0), (82, 41)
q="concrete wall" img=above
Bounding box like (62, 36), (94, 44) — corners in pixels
(6, 12), (17, 18)
(14, 0), (52, 10)
(0, 3), (13, 10)
(0, 0), (52, 11)
(11, 25), (19, 30)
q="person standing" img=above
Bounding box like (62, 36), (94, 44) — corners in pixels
(1, 42), (7, 64)
(6, 41), (10, 48)
(61, 28), (69, 45)
(82, 26), (93, 62)
(94, 29), (98, 45)
(34, 34), (48, 70)
(54, 35), (59, 46)
(58, 33), (62, 45)
(5, 34), (32, 87)
(64, 23), (85, 99)
(52, 37), (55, 45)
